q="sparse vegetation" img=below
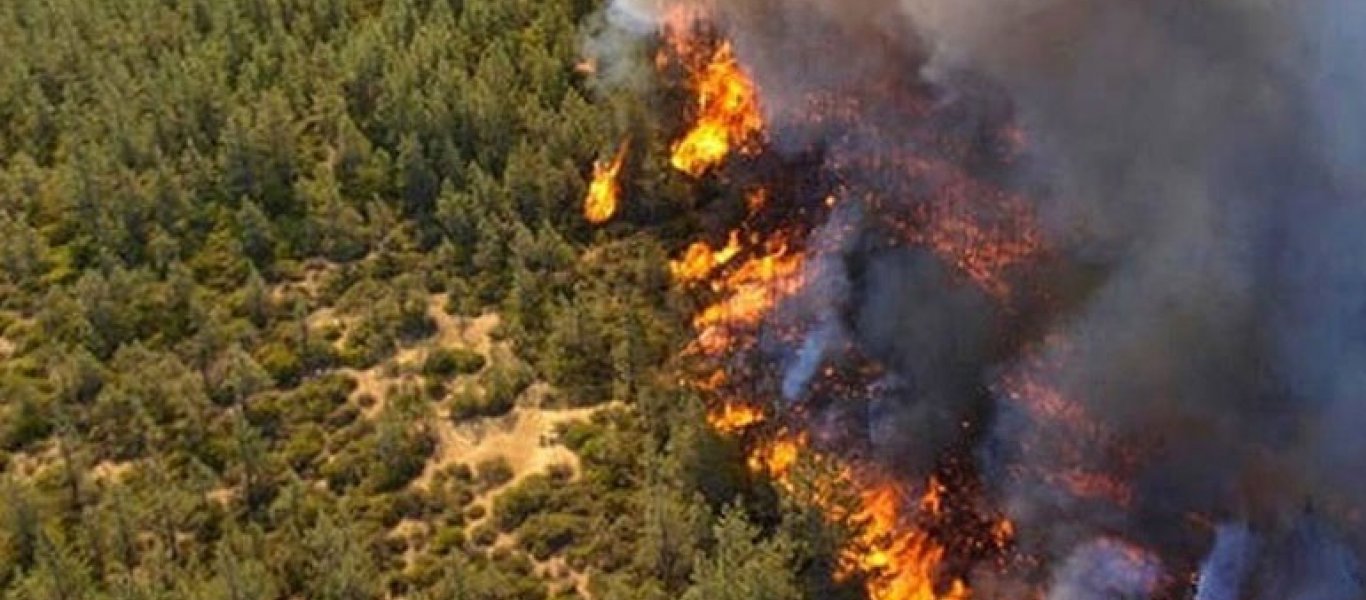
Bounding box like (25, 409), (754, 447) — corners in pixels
(0, 0), (854, 597)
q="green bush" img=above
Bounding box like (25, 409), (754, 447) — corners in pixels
(471, 524), (498, 547)
(449, 381), (516, 421)
(484, 362), (532, 411)
(283, 423), (326, 473)
(424, 377), (447, 400)
(464, 504), (487, 521)
(492, 475), (555, 532)
(517, 513), (587, 560)
(431, 526), (466, 555)
(321, 448), (366, 491)
(283, 374), (355, 424)
(423, 347), (487, 378)
(2, 400), (50, 451)
(255, 342), (302, 387)
(325, 403), (361, 429)
(475, 457), (514, 490)
(448, 463), (474, 483)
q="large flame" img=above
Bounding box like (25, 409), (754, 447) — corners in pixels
(744, 433), (973, 600)
(670, 229), (973, 599)
(668, 40), (764, 177)
(651, 11), (1088, 599)
(584, 142), (628, 224)
(853, 479), (971, 600)
(657, 20), (985, 600)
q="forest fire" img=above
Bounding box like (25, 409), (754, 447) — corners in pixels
(623, 0), (1366, 597)
(851, 479), (970, 600)
(669, 230), (743, 283)
(667, 39), (764, 177)
(657, 18), (992, 599)
(583, 142), (628, 224)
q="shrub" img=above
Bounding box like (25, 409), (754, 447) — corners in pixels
(1, 396), (51, 451)
(320, 448), (365, 491)
(475, 457), (514, 490)
(517, 513), (586, 561)
(449, 381), (515, 421)
(283, 374), (354, 424)
(546, 463), (575, 483)
(492, 475), (554, 532)
(471, 524), (498, 547)
(453, 487), (476, 508)
(492, 550), (536, 577)
(447, 463), (474, 483)
(325, 403), (361, 429)
(283, 424), (325, 473)
(464, 504), (487, 521)
(254, 341), (302, 387)
(423, 377), (447, 400)
(431, 526), (466, 554)
(423, 347), (487, 378)
(484, 362), (531, 412)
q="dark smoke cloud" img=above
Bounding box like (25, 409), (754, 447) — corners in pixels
(597, 0), (1366, 594)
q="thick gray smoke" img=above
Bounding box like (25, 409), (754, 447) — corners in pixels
(1195, 523), (1258, 600)
(1195, 517), (1365, 600)
(1047, 538), (1163, 600)
(596, 0), (1366, 595)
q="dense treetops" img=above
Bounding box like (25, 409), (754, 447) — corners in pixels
(0, 0), (859, 598)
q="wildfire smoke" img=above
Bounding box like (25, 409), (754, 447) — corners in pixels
(591, 0), (1366, 597)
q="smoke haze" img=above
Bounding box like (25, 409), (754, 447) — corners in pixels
(597, 0), (1366, 595)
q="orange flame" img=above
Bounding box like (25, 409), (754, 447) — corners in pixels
(845, 477), (970, 600)
(690, 240), (804, 355)
(669, 41), (764, 177)
(659, 19), (996, 600)
(670, 230), (744, 283)
(748, 432), (806, 478)
(743, 434), (970, 600)
(584, 142), (628, 224)
(708, 402), (766, 433)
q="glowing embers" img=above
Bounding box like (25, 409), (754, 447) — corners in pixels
(584, 142), (628, 224)
(995, 340), (1140, 508)
(687, 234), (806, 356)
(876, 156), (1046, 301)
(667, 39), (765, 177)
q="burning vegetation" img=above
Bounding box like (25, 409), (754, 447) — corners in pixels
(583, 142), (629, 224)
(653, 12), (1025, 599)
(603, 0), (1366, 597)
(664, 17), (764, 177)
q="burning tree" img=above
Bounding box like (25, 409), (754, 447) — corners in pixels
(584, 0), (1366, 598)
